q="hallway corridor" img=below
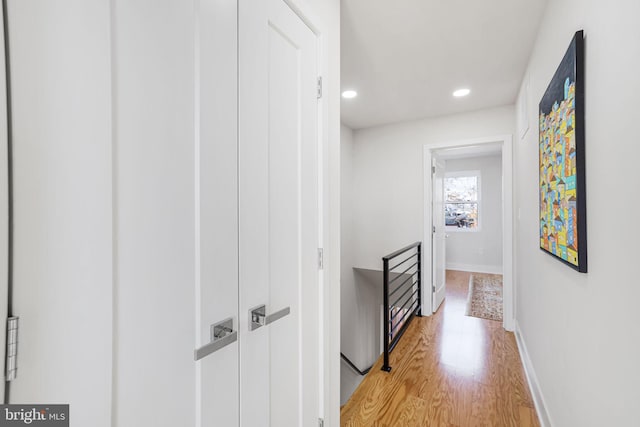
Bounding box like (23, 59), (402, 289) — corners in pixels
(340, 270), (540, 426)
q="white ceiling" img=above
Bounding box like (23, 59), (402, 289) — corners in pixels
(341, 0), (549, 129)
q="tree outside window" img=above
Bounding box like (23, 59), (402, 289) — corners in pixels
(444, 171), (480, 230)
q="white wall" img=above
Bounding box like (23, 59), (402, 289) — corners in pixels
(444, 155), (502, 273)
(352, 106), (515, 271)
(340, 124), (376, 404)
(340, 124), (358, 403)
(7, 1), (113, 424)
(340, 125), (355, 331)
(514, 1), (640, 426)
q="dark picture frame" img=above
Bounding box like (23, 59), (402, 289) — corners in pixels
(539, 30), (587, 273)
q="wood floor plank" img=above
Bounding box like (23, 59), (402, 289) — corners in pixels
(392, 396), (428, 427)
(470, 383), (501, 427)
(420, 370), (458, 427)
(518, 405), (540, 427)
(341, 270), (541, 427)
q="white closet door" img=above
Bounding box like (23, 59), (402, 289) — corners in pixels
(239, 0), (320, 425)
(195, 0), (239, 426)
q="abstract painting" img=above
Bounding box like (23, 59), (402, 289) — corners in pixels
(539, 30), (587, 272)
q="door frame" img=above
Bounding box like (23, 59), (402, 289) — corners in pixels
(431, 158), (446, 312)
(422, 135), (515, 331)
(279, 0), (339, 424)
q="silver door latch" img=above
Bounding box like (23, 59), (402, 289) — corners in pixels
(249, 305), (291, 331)
(194, 317), (237, 361)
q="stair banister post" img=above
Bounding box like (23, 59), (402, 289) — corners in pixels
(381, 258), (391, 372)
(417, 243), (422, 316)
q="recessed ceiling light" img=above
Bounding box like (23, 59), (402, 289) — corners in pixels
(342, 90), (358, 99)
(453, 88), (471, 97)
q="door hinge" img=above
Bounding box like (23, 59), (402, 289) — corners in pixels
(432, 165), (436, 174)
(6, 316), (19, 381)
(318, 248), (324, 270)
(318, 418), (324, 427)
(432, 225), (436, 233)
(432, 285), (436, 292)
(317, 76), (323, 99)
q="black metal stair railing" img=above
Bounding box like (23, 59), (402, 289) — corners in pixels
(381, 241), (422, 372)
(340, 352), (372, 376)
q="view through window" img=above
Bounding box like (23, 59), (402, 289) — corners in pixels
(444, 172), (479, 230)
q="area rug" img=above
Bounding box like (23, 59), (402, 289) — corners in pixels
(465, 273), (503, 321)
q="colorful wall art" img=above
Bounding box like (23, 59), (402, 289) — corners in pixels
(539, 30), (587, 273)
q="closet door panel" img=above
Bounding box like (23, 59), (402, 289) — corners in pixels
(196, 0), (239, 426)
(239, 0), (320, 425)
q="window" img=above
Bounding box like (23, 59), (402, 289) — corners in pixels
(444, 171), (480, 230)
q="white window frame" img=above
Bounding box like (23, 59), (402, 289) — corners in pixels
(444, 170), (481, 232)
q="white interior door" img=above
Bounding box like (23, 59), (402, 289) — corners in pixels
(239, 0), (319, 425)
(432, 158), (447, 312)
(194, 0), (239, 426)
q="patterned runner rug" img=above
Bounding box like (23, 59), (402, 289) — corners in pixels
(465, 273), (503, 321)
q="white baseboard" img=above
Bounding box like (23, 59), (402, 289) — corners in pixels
(446, 262), (503, 274)
(515, 322), (553, 427)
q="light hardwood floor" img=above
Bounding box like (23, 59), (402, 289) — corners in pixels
(340, 270), (540, 427)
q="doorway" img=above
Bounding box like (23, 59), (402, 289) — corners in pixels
(422, 135), (514, 331)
